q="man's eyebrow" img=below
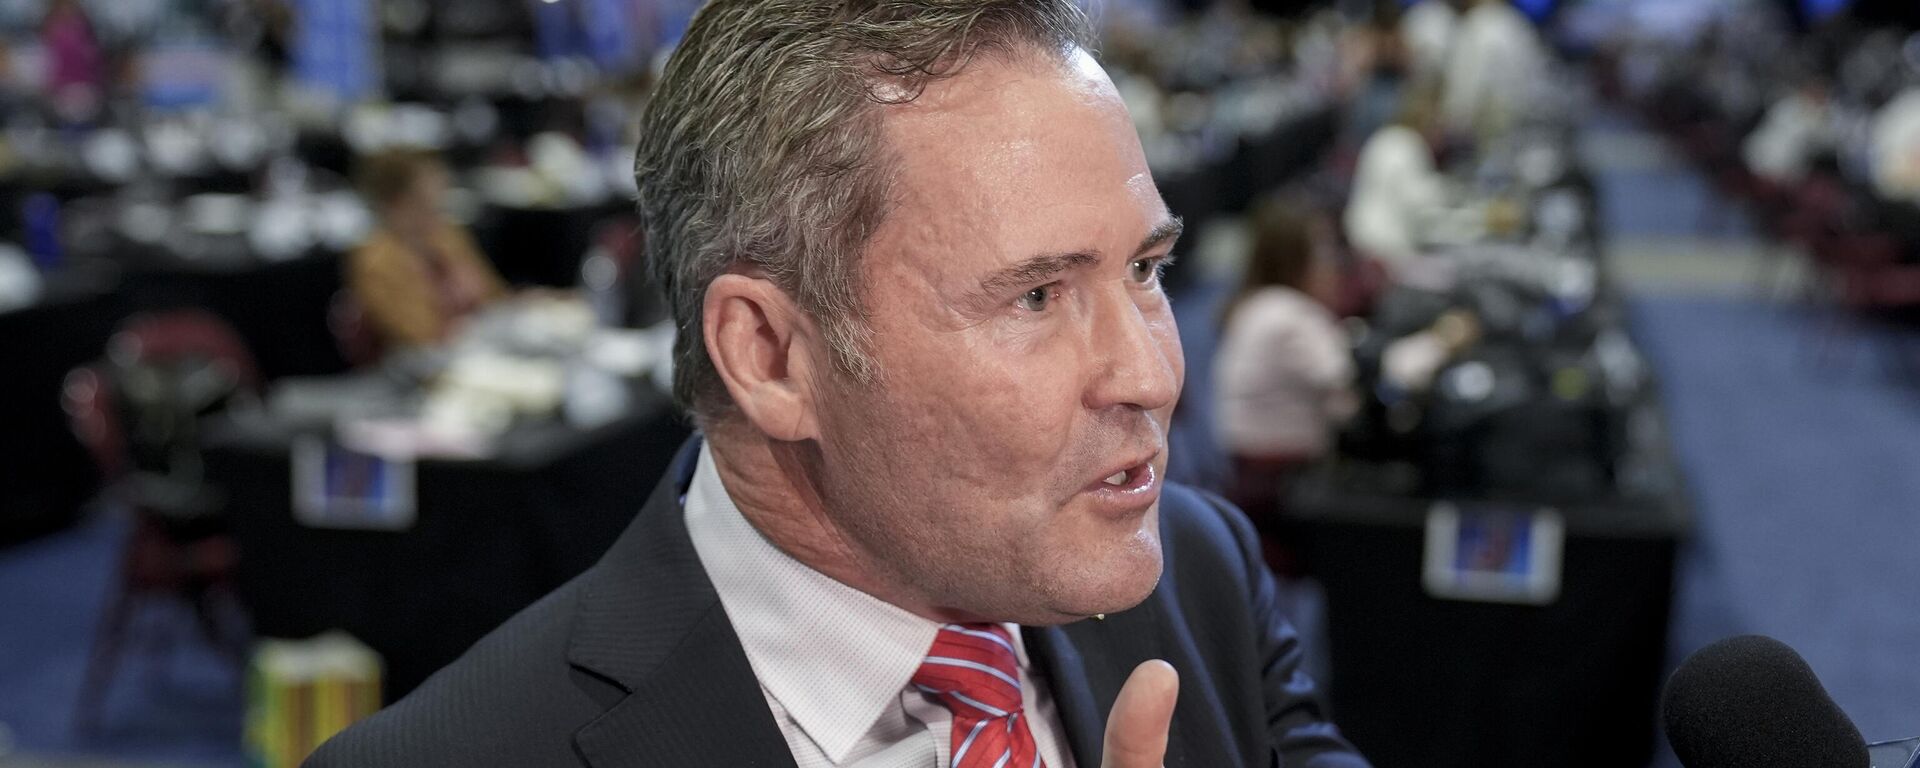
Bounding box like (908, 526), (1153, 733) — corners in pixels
(972, 216), (1187, 300)
(1135, 216), (1185, 257)
(976, 250), (1100, 298)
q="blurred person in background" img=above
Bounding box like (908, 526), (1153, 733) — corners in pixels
(1870, 63), (1920, 206)
(220, 0), (296, 111)
(42, 0), (105, 124)
(1744, 69), (1838, 186)
(1345, 86), (1447, 270)
(1214, 198), (1355, 561)
(349, 148), (508, 348)
(1440, 0), (1544, 142)
(1340, 1), (1412, 149)
(1862, 52), (1920, 256)
(1398, 0), (1460, 85)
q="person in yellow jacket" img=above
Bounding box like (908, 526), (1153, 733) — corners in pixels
(348, 148), (507, 348)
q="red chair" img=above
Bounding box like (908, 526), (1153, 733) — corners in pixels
(113, 310), (260, 389)
(69, 310), (257, 735)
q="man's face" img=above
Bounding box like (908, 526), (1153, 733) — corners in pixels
(806, 48), (1184, 625)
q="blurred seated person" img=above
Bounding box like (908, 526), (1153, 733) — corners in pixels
(1344, 88), (1448, 270)
(1744, 72), (1837, 186)
(350, 148), (508, 349)
(1340, 2), (1412, 149)
(1398, 0), (1459, 84)
(42, 0), (104, 124)
(1215, 200), (1357, 532)
(1871, 81), (1920, 206)
(1440, 0), (1543, 142)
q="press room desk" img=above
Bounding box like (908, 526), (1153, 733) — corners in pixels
(204, 394), (690, 700)
(1280, 465), (1689, 768)
(110, 247), (350, 380)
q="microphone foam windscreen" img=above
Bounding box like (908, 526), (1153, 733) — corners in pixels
(1661, 635), (1869, 768)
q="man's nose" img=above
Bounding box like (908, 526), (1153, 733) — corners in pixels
(1083, 289), (1180, 413)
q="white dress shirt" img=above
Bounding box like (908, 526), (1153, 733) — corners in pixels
(683, 445), (1078, 768)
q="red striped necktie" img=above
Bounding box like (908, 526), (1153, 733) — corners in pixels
(912, 623), (1047, 768)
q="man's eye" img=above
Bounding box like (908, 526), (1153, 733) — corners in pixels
(1017, 285), (1053, 312)
(1131, 257), (1166, 284)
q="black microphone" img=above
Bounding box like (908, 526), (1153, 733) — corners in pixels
(1661, 635), (1870, 768)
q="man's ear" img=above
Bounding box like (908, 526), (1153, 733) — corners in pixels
(703, 273), (824, 443)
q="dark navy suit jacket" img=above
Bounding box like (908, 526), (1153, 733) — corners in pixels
(307, 438), (1370, 767)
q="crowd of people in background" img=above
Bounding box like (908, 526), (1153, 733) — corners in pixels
(1209, 0), (1551, 551)
(1618, 1), (1920, 280)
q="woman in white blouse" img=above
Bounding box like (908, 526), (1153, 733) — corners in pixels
(1214, 200), (1358, 549)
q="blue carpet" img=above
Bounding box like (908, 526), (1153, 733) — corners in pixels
(1629, 296), (1920, 746)
(1588, 104), (1920, 754)
(0, 510), (246, 767)
(1580, 103), (1754, 241)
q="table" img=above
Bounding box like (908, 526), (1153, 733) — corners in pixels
(1279, 404), (1689, 768)
(471, 200), (632, 289)
(204, 393), (691, 700)
(111, 247), (351, 381)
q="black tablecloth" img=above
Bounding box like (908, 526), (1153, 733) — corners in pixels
(0, 272), (129, 542)
(1280, 466), (1687, 768)
(471, 201), (631, 289)
(205, 398), (690, 700)
(112, 248), (351, 381)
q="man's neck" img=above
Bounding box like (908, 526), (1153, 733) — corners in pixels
(703, 423), (950, 622)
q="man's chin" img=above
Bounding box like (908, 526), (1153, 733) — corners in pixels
(1042, 552), (1164, 624)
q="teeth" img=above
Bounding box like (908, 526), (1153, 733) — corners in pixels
(1104, 471), (1127, 486)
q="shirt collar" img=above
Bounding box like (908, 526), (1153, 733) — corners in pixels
(684, 444), (1034, 762)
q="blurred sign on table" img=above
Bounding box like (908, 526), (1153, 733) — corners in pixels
(207, 313), (687, 699)
(1421, 502), (1566, 606)
(1285, 464), (1684, 768)
(244, 631), (382, 768)
(291, 437), (416, 532)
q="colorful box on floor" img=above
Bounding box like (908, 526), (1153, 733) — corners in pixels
(244, 631), (382, 768)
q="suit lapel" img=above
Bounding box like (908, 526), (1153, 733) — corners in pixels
(1026, 594), (1233, 768)
(1026, 603), (1173, 767)
(567, 437), (797, 768)
(1025, 624), (1107, 765)
(573, 605), (796, 768)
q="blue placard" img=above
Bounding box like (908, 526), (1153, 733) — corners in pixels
(292, 437), (417, 531)
(1423, 502), (1565, 605)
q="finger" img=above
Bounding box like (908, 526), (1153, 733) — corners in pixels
(1102, 659), (1180, 768)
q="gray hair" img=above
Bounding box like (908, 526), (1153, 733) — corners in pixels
(634, 0), (1093, 421)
